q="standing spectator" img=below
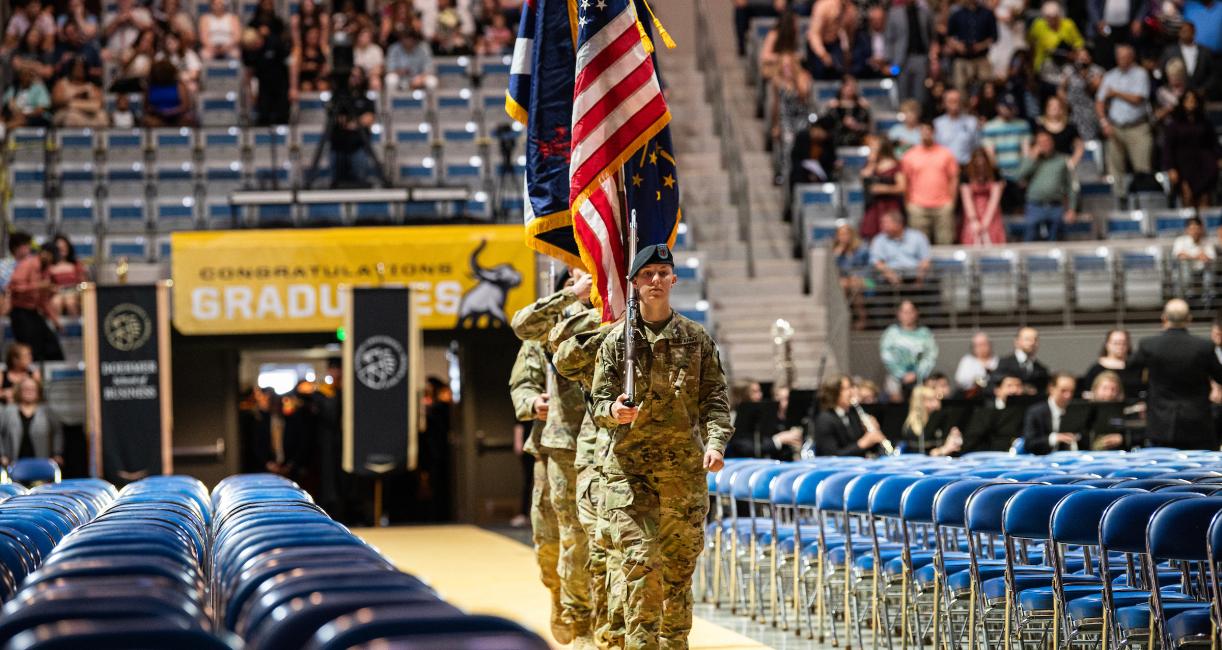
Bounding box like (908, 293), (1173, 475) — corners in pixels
(353, 26), (384, 91)
(1163, 23), (1215, 93)
(245, 0), (291, 126)
(954, 331), (999, 394)
(0, 344), (42, 405)
(294, 0), (331, 47)
(433, 0), (474, 55)
(832, 222), (870, 329)
(293, 25), (330, 93)
(1060, 48), (1105, 143)
(1079, 329), (1145, 400)
(852, 5), (890, 79)
(989, 0), (1027, 79)
(946, 0), (998, 93)
(1017, 130), (1077, 241)
(2, 68), (51, 129)
(1039, 95), (1085, 168)
(385, 29), (434, 91)
(8, 245), (62, 362)
(859, 135), (906, 239)
(770, 53), (813, 186)
(1095, 44), (1152, 178)
(960, 148), (1006, 245)
(1131, 299), (1222, 449)
(1002, 49), (1043, 122)
(1163, 91), (1220, 209)
(822, 75), (872, 147)
(110, 29), (155, 93)
(0, 233), (34, 318)
(144, 59), (194, 126)
(789, 120), (837, 188)
(0, 378), (62, 466)
(759, 9), (801, 83)
(1172, 216), (1216, 303)
(1087, 0), (1143, 69)
(51, 19), (103, 82)
(888, 98), (924, 154)
(734, 0), (779, 56)
(329, 68), (378, 188)
(933, 88), (980, 165)
(880, 300), (938, 401)
(981, 99), (1031, 179)
(1155, 59), (1191, 123)
(805, 0), (859, 80)
(1027, 1), (1085, 73)
(993, 326), (1051, 395)
(51, 57), (106, 128)
(477, 10), (512, 55)
(886, 0), (937, 104)
(1181, 0), (1222, 100)
(1021, 373), (1080, 454)
(901, 123), (960, 245)
(47, 234), (87, 318)
(199, 0), (241, 59)
(870, 210), (932, 285)
(154, 0), (194, 41)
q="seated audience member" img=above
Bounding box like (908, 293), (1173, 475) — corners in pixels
(46, 234), (87, 318)
(770, 53), (813, 185)
(4, 0), (56, 54)
(822, 75), (873, 147)
(812, 375), (889, 456)
(385, 29), (435, 91)
(901, 385), (963, 456)
(954, 331), (998, 394)
(111, 29), (155, 93)
(870, 210), (932, 285)
(144, 59), (194, 126)
(0, 344), (42, 405)
(293, 25), (330, 92)
(1022, 372), (1080, 454)
(859, 135), (905, 240)
(993, 326), (1050, 395)
(726, 390), (803, 460)
(52, 19), (103, 81)
(1080, 329), (1145, 401)
(199, 0), (241, 59)
(51, 57), (106, 127)
(2, 68), (51, 128)
(103, 0), (152, 63)
(1086, 371), (1127, 450)
(296, 0), (331, 47)
(855, 378), (881, 404)
(879, 300), (938, 401)
(0, 378), (62, 466)
(353, 26), (384, 91)
(1163, 91), (1220, 210)
(959, 148), (1006, 245)
(923, 371), (952, 399)
(1017, 129), (1077, 242)
(0, 233), (35, 312)
(154, 0), (194, 42)
(981, 99), (1031, 179)
(960, 373), (1026, 452)
(832, 222), (870, 329)
(1171, 216), (1216, 303)
(901, 123), (959, 245)
(13, 25), (54, 83)
(432, 0), (474, 55)
(789, 121), (838, 196)
(888, 99), (924, 154)
(111, 93), (135, 127)
(161, 31), (202, 94)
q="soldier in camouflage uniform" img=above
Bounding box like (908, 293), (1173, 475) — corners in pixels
(551, 308), (625, 649)
(507, 340), (566, 641)
(511, 269), (596, 646)
(591, 245), (731, 650)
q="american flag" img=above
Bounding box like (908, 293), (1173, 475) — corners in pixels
(569, 0), (672, 322)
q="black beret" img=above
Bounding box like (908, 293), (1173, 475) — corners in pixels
(628, 244), (674, 280)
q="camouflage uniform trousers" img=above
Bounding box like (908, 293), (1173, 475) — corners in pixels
(530, 454), (563, 614)
(577, 465), (626, 649)
(604, 470), (709, 650)
(546, 446), (593, 632)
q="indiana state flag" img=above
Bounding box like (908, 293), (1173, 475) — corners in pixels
(625, 111), (681, 261)
(507, 0), (583, 267)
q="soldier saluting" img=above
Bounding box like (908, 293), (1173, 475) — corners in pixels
(591, 244), (732, 649)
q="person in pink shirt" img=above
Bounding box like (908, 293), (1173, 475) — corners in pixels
(900, 123), (961, 245)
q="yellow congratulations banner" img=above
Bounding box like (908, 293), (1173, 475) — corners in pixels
(171, 225), (536, 334)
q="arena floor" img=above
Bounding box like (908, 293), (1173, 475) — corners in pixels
(355, 525), (823, 649)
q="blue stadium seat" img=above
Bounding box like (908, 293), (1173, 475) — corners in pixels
(102, 129), (145, 165)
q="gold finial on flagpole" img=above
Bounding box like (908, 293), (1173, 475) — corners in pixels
(116, 257), (129, 285)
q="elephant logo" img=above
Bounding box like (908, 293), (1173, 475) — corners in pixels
(456, 240), (522, 328)
(354, 335), (408, 390)
(104, 303), (152, 352)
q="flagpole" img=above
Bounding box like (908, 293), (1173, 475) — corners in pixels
(621, 168), (638, 407)
(546, 260), (557, 399)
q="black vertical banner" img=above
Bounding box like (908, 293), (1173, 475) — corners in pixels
(343, 286), (419, 475)
(83, 283), (173, 484)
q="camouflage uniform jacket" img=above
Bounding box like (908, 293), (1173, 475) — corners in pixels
(508, 340), (548, 456)
(551, 308), (607, 468)
(510, 289), (581, 342)
(511, 289), (586, 450)
(590, 311), (732, 476)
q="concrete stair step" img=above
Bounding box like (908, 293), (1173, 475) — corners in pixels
(708, 276), (804, 298)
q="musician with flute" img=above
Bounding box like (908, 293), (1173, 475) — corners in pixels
(812, 375), (892, 456)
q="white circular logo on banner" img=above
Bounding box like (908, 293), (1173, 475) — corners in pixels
(355, 335), (408, 391)
(104, 303), (152, 352)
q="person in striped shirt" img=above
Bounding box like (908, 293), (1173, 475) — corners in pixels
(981, 98), (1032, 179)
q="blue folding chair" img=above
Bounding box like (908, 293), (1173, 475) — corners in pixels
(8, 460), (60, 487)
(306, 609), (549, 650)
(1144, 498), (1222, 648)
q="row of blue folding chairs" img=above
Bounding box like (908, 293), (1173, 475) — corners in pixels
(211, 473), (545, 649)
(700, 449), (1222, 649)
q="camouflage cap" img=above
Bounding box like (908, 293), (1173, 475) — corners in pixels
(628, 244), (674, 280)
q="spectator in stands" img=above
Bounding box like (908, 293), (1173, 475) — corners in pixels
(946, 0), (997, 92)
(1163, 22), (1214, 93)
(901, 123), (959, 245)
(989, 0), (1026, 80)
(0, 344), (41, 405)
(1096, 44), (1152, 179)
(1087, 0), (1143, 69)
(954, 331), (999, 394)
(1038, 95), (1084, 168)
(330, 67), (379, 188)
(1156, 58), (1191, 123)
(245, 0), (292, 126)
(1131, 298), (1222, 449)
(981, 98), (1031, 179)
(200, 0), (241, 60)
(154, 0), (194, 42)
(353, 27), (384, 91)
(47, 234), (87, 319)
(293, 25), (331, 93)
(851, 5), (889, 79)
(812, 375), (890, 456)
(1172, 216), (1216, 305)
(1181, 0), (1222, 99)
(870, 210), (932, 284)
(805, 0), (858, 80)
(0, 233), (34, 315)
(0, 378), (62, 467)
(960, 148), (1006, 245)
(1060, 49), (1104, 144)
(477, 9), (512, 55)
(2, 67), (51, 128)
(855, 378), (881, 404)
(994, 326), (1050, 395)
(879, 300), (938, 401)
(933, 89), (980, 167)
(144, 59), (194, 126)
(8, 244), (62, 362)
(51, 57), (106, 127)
(832, 222), (870, 329)
(51, 19), (103, 82)
(385, 29), (435, 91)
(888, 99), (924, 154)
(1080, 328), (1145, 400)
(1086, 371), (1127, 449)
(103, 0), (152, 63)
(330, 0), (362, 38)
(110, 29), (155, 93)
(161, 31), (202, 95)
(3, 0), (56, 55)
(734, 0), (779, 56)
(789, 119), (837, 190)
(859, 135), (905, 239)
(770, 52), (813, 185)
(1163, 91), (1220, 209)
(924, 370), (952, 399)
(1027, 1), (1084, 74)
(759, 9), (800, 83)
(901, 385), (963, 455)
(110, 93), (135, 127)
(432, 0), (474, 55)
(1018, 129), (1077, 241)
(823, 75), (872, 148)
(971, 80), (999, 121)
(1022, 372), (1080, 454)
(13, 25), (54, 83)
(1002, 49), (1042, 122)
(886, 0), (937, 104)
(295, 0), (331, 47)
